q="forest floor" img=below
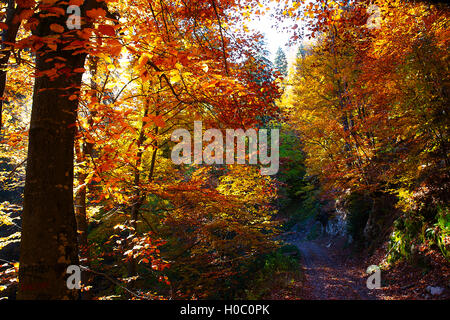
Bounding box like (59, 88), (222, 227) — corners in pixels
(292, 236), (376, 299)
(278, 224), (379, 300)
(274, 220), (449, 300)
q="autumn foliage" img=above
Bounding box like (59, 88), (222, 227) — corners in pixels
(284, 1), (449, 256)
(0, 0), (448, 300)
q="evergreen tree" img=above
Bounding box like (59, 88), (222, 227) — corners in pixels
(274, 47), (288, 77)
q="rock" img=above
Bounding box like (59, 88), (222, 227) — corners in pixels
(426, 286), (445, 296)
(326, 208), (348, 237)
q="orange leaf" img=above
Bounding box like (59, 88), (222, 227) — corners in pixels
(48, 43), (57, 51)
(98, 24), (115, 37)
(18, 9), (33, 22)
(154, 115), (165, 128)
(86, 8), (106, 19)
(69, 0), (84, 5)
(50, 23), (65, 33)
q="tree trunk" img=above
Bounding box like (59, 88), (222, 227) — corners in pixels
(75, 141), (89, 265)
(73, 55), (98, 267)
(18, 52), (85, 300)
(72, 55), (99, 299)
(17, 2), (98, 299)
(127, 99), (151, 281)
(0, 0), (23, 135)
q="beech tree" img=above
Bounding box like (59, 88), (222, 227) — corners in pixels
(17, 0), (105, 300)
(0, 0), (282, 299)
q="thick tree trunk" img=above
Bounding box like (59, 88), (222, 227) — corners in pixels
(18, 50), (86, 299)
(18, 52), (85, 299)
(17, 2), (95, 299)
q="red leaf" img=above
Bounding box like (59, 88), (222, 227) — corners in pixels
(98, 25), (115, 37)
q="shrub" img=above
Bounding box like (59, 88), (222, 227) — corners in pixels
(242, 246), (302, 299)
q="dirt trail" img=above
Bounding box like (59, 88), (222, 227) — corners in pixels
(278, 216), (449, 300)
(294, 239), (377, 300)
(284, 222), (379, 300)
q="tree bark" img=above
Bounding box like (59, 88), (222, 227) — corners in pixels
(17, 1), (100, 299)
(18, 48), (85, 300)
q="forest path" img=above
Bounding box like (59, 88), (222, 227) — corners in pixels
(294, 239), (377, 300)
(284, 222), (379, 300)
